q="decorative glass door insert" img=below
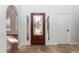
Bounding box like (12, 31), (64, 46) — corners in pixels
(33, 15), (43, 35)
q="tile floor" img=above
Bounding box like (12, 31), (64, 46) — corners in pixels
(17, 44), (79, 53)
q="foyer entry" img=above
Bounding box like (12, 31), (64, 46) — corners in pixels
(31, 13), (45, 45)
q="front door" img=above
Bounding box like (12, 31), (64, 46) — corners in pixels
(31, 13), (45, 45)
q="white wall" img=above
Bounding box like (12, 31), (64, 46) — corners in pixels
(71, 8), (79, 44)
(0, 5), (7, 53)
(18, 5), (79, 47)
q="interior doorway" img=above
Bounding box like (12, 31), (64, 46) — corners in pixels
(31, 13), (45, 45)
(6, 5), (18, 52)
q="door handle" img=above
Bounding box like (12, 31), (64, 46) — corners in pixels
(67, 29), (69, 32)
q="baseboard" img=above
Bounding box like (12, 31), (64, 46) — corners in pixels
(69, 42), (79, 44)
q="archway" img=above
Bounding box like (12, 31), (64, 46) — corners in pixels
(6, 5), (18, 53)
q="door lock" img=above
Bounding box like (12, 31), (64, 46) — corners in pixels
(67, 29), (69, 32)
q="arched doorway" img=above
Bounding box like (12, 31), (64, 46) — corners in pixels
(6, 5), (18, 52)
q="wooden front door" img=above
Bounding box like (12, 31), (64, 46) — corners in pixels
(31, 13), (45, 45)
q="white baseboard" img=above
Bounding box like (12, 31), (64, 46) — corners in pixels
(69, 42), (79, 44)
